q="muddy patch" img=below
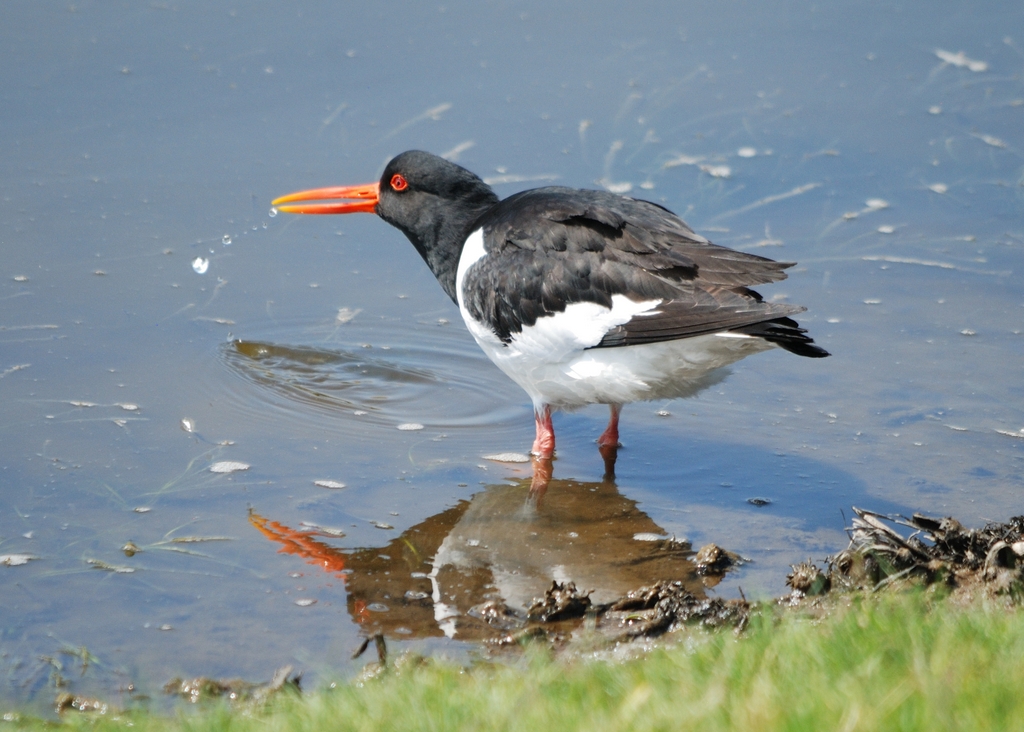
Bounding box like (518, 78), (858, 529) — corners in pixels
(822, 508), (1024, 600)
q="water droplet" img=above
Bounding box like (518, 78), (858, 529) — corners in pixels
(192, 257), (209, 274)
(269, 207), (278, 217)
(222, 234), (232, 245)
(262, 222), (268, 229)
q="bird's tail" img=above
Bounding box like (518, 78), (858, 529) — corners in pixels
(733, 317), (830, 358)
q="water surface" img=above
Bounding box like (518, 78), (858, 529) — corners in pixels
(1, 0), (1022, 712)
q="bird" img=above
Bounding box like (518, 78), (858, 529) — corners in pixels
(273, 150), (828, 461)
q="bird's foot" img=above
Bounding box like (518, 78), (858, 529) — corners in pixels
(598, 443), (619, 480)
(596, 404), (622, 450)
(532, 406), (555, 459)
(530, 443), (555, 459)
(595, 433), (620, 449)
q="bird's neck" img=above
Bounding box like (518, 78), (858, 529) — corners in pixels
(394, 198), (496, 303)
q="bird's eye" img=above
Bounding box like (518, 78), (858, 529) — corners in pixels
(390, 174), (408, 191)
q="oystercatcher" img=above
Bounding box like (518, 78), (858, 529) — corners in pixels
(273, 150), (828, 459)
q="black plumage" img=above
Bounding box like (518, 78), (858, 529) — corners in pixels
(461, 186), (827, 358)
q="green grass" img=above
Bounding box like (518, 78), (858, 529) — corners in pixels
(13, 593), (1024, 732)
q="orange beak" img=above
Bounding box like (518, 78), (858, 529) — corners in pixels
(272, 182), (380, 215)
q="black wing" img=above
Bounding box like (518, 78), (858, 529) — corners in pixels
(462, 187), (827, 356)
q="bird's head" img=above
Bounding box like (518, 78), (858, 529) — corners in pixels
(272, 150), (496, 232)
(272, 150), (499, 301)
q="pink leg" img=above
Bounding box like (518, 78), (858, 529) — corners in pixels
(531, 404), (555, 458)
(597, 404), (622, 448)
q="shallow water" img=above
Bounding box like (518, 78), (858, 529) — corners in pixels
(2, 0), (1022, 712)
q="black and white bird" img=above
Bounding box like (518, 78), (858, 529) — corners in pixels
(273, 150), (828, 459)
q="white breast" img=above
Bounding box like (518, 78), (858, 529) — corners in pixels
(455, 228), (487, 314)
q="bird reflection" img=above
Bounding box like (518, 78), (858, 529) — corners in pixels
(251, 461), (725, 641)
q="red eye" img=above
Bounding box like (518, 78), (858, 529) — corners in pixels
(390, 174), (408, 191)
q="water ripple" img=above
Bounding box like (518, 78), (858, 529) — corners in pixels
(219, 319), (522, 435)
